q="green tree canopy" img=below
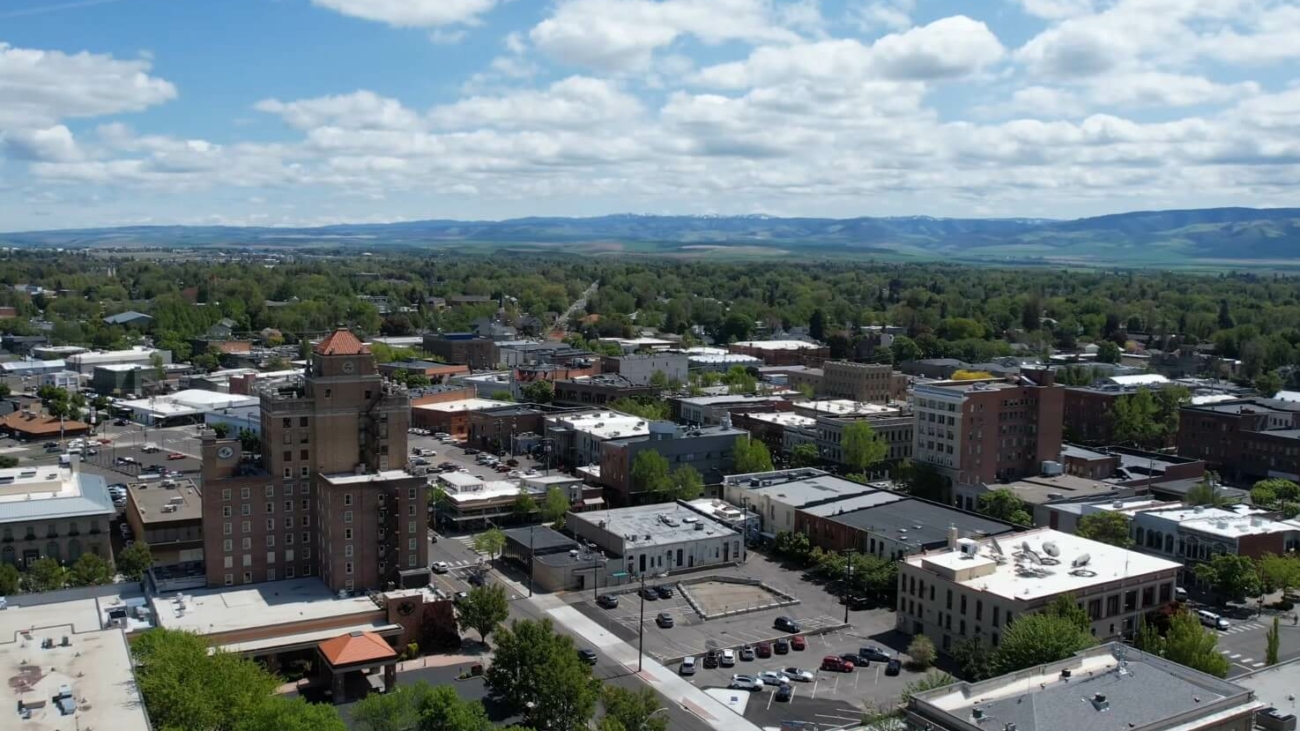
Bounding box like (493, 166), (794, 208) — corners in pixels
(542, 486), (571, 529)
(843, 421), (888, 474)
(0, 564), (19, 595)
(23, 556), (67, 593)
(457, 584), (510, 643)
(69, 552), (114, 586)
(472, 528), (506, 563)
(1137, 611), (1230, 677)
(1076, 511), (1133, 548)
(1258, 553), (1300, 595)
(994, 595), (1096, 673)
(598, 686), (669, 731)
(790, 442), (820, 467)
(630, 450), (672, 497)
(1193, 553), (1262, 603)
(669, 465), (704, 501)
(117, 540), (154, 582)
(521, 379), (555, 404)
(485, 618), (600, 731)
(976, 488), (1032, 526)
(734, 437), (774, 474)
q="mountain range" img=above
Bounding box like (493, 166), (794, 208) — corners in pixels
(4, 207), (1300, 268)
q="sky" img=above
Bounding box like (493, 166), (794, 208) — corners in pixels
(1, 0), (1299, 231)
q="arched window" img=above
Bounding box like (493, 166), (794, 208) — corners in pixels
(1, 527), (11, 542)
(45, 541), (60, 562)
(67, 539), (82, 561)
(1, 546), (13, 566)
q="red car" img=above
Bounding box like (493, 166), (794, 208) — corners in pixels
(756, 642), (772, 658)
(820, 655), (855, 673)
(791, 635), (806, 651)
(167, 453), (185, 460)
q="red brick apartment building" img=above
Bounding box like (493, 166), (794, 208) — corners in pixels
(912, 369), (1064, 487)
(1177, 398), (1300, 481)
(202, 329), (427, 592)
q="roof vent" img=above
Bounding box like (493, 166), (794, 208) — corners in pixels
(1092, 693), (1109, 711)
(1060, 668), (1072, 680)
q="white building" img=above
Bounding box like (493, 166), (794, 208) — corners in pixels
(898, 528), (1183, 654)
(67, 347), (171, 375)
(686, 352), (763, 372)
(567, 501), (743, 576)
(675, 394), (787, 425)
(721, 468), (879, 535)
(38, 369), (81, 392)
(118, 389), (258, 426)
(544, 410), (651, 467)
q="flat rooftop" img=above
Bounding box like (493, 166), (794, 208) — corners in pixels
(415, 398), (514, 414)
(734, 471), (880, 508)
(151, 578), (382, 636)
(1140, 504), (1294, 537)
(1233, 659), (1300, 716)
(908, 528), (1182, 601)
(0, 465), (113, 524)
(732, 340), (822, 350)
(129, 478), (203, 522)
(997, 474), (1132, 505)
(799, 489), (905, 516)
(570, 502), (737, 549)
(675, 394), (785, 406)
(548, 410), (650, 441)
(795, 400), (901, 416)
(321, 469), (414, 486)
(742, 411), (816, 428)
(830, 498), (1016, 547)
(911, 644), (1260, 731)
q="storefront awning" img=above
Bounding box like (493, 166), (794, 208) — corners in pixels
(582, 497), (605, 506)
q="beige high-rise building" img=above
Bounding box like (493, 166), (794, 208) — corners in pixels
(202, 329), (427, 592)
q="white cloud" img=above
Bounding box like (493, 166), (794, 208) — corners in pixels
(310, 0), (498, 28)
(1088, 72), (1259, 108)
(430, 76), (644, 129)
(1011, 0), (1095, 20)
(255, 91), (424, 131)
(0, 42), (176, 128)
(530, 0), (803, 70)
(870, 16), (1004, 79)
(1, 125), (82, 162)
(428, 29), (468, 44)
(848, 0), (913, 33)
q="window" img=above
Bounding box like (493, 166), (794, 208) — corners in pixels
(242, 571), (252, 584)
(265, 519), (274, 530)
(283, 450), (292, 462)
(242, 520), (251, 534)
(286, 532), (294, 545)
(345, 562), (353, 575)
(408, 520), (416, 534)
(345, 545), (353, 557)
(225, 574), (234, 586)
(946, 589), (953, 610)
(302, 532), (310, 544)
(286, 566), (295, 579)
(408, 554), (417, 568)
(960, 595), (967, 615)
(223, 539), (232, 552)
(301, 466), (309, 477)
(222, 488), (231, 501)
(224, 522), (233, 536)
(224, 556), (233, 569)
(283, 418), (291, 429)
(1106, 595), (1120, 616)
(266, 535), (275, 547)
(266, 502), (274, 514)
(325, 389), (331, 399)
(241, 487), (250, 499)
(285, 501), (293, 513)
(408, 537), (417, 551)
(344, 493), (353, 506)
(242, 554), (252, 567)
(284, 483), (293, 496)
(975, 600), (983, 621)
(345, 529), (353, 540)
(344, 511), (353, 524)
(267, 551), (276, 564)
(267, 568), (276, 581)
(301, 499), (309, 510)
(241, 504), (251, 516)
(1088, 599), (1102, 620)
(303, 546), (311, 559)
(242, 537), (252, 550)
(284, 467), (292, 478)
(992, 607), (1000, 627)
(408, 504), (416, 516)
(300, 449), (308, 460)
(284, 517), (293, 529)
(408, 487), (417, 500)
(285, 549), (294, 562)
(300, 417), (308, 427)
(222, 506), (231, 518)
(265, 485), (274, 498)
(301, 515), (310, 527)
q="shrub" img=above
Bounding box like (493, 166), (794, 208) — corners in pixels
(907, 635), (937, 670)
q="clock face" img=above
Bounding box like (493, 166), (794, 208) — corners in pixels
(397, 601), (416, 617)
(217, 446), (234, 460)
(341, 360), (356, 374)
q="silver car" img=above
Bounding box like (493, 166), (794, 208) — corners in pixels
(781, 667), (814, 682)
(758, 670), (789, 686)
(728, 674), (762, 691)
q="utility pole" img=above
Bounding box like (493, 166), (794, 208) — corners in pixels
(593, 550), (602, 603)
(638, 571), (647, 673)
(844, 550), (854, 625)
(527, 524), (535, 598)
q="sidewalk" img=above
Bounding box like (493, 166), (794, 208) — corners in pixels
(532, 593), (764, 731)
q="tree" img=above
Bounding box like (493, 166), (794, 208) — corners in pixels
(351, 680), (426, 731)
(1258, 553), (1300, 595)
(1110, 387), (1164, 449)
(117, 540), (154, 581)
(1193, 553), (1262, 603)
(773, 530), (812, 562)
(23, 556), (67, 593)
(809, 309), (827, 342)
(648, 370), (670, 390)
(902, 670), (956, 702)
(1045, 594), (1091, 631)
(235, 696), (348, 731)
(132, 628), (281, 731)
(1076, 511), (1133, 548)
(631, 449), (672, 497)
(0, 455), (17, 468)
(458, 584), (510, 643)
(69, 552), (114, 586)
(513, 488), (537, 522)
(542, 486), (570, 529)
(733, 437), (774, 474)
(1096, 340), (1121, 363)
(210, 422), (231, 438)
(1251, 478), (1300, 509)
(977, 488), (1032, 526)
(0, 564), (19, 595)
(994, 611), (1096, 674)
(237, 428), (260, 457)
(952, 637), (995, 682)
(890, 335), (922, 365)
(599, 686), (669, 731)
(843, 421), (888, 475)
(472, 528), (506, 564)
(485, 618), (600, 731)
(1155, 611), (1231, 677)
(489, 390), (516, 402)
(521, 379), (555, 404)
(906, 634), (936, 670)
(669, 465), (704, 501)
(790, 442), (820, 467)
(950, 370), (994, 381)
(1186, 477), (1233, 507)
(1267, 615), (1281, 665)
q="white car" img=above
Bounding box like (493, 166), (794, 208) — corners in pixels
(680, 657), (696, 676)
(431, 562), (450, 574)
(781, 668), (814, 682)
(758, 671), (790, 686)
(720, 649), (736, 667)
(728, 674), (762, 691)
(525, 468), (539, 476)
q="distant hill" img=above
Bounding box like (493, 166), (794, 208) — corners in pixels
(4, 207), (1300, 266)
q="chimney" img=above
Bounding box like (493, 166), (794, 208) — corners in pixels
(947, 523), (959, 550)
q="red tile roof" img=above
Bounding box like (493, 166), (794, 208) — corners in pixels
(317, 631), (396, 667)
(314, 329), (370, 356)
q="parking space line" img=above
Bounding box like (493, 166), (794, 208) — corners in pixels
(811, 680), (819, 699)
(766, 689), (775, 710)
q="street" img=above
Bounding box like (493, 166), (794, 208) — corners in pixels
(1217, 613), (1300, 677)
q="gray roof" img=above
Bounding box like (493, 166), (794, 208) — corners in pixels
(799, 490), (906, 517)
(746, 474), (878, 508)
(504, 526), (576, 555)
(828, 498), (1015, 547)
(0, 471), (114, 523)
(103, 311), (152, 325)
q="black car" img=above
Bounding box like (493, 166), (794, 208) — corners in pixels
(640, 587), (658, 601)
(114, 419), (128, 426)
(885, 659), (902, 676)
(42, 441), (58, 448)
(859, 646), (892, 663)
(703, 650), (719, 669)
(774, 616), (801, 633)
(842, 653), (867, 667)
(654, 585), (674, 599)
(596, 594), (619, 609)
(775, 684), (793, 702)
(656, 612), (674, 628)
(413, 458), (430, 466)
(468, 572), (485, 587)
(463, 447), (480, 455)
(774, 638), (790, 655)
(578, 649), (598, 665)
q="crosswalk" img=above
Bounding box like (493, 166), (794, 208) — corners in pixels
(453, 535), (489, 557)
(1220, 649), (1267, 668)
(1221, 621), (1266, 635)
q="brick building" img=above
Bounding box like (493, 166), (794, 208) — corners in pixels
(600, 352), (689, 386)
(552, 374), (658, 408)
(912, 370), (1064, 488)
(728, 340), (830, 367)
(790, 361), (909, 404)
(378, 360), (470, 384)
(1177, 398), (1300, 481)
(202, 329), (427, 592)
(421, 333), (499, 370)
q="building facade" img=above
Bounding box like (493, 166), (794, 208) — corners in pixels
(421, 333), (499, 370)
(593, 422), (747, 505)
(1177, 399), (1300, 481)
(601, 353), (689, 386)
(552, 375), (658, 408)
(0, 463), (114, 570)
(201, 329), (427, 592)
(816, 361), (909, 403)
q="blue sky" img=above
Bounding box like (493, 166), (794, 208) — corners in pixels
(2, 0), (1299, 230)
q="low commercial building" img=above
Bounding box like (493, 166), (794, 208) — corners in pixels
(672, 394), (789, 426)
(91, 363), (152, 395)
(1132, 504), (1300, 572)
(378, 360), (470, 384)
(722, 468), (882, 535)
(411, 397), (514, 439)
(597, 337), (676, 354)
(567, 501), (744, 576)
(1037, 496), (1180, 535)
(685, 351), (763, 372)
(906, 643), (1264, 731)
(1178, 398), (1300, 481)
(118, 389), (258, 427)
(497, 341), (595, 368)
(0, 409), (91, 441)
(124, 476), (204, 583)
(728, 340), (829, 366)
(1060, 444), (1207, 486)
(0, 357), (66, 377)
(783, 409), (915, 470)
(954, 472), (1141, 523)
(799, 494), (1016, 560)
(422, 333), (498, 370)
(731, 410), (813, 455)
(552, 374), (657, 408)
(66, 346), (171, 375)
(898, 528), (1183, 653)
(601, 352), (688, 386)
(586, 421), (748, 505)
(0, 462), (114, 569)
(466, 403), (550, 453)
(792, 361), (909, 403)
(545, 410), (651, 468)
(433, 472), (601, 530)
(512, 362), (600, 399)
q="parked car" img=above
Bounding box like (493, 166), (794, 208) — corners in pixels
(495, 464), (510, 472)
(578, 649), (598, 665)
(596, 594), (619, 609)
(820, 655), (855, 673)
(463, 448), (480, 455)
(756, 642), (772, 658)
(1198, 610), (1231, 631)
(885, 659), (902, 676)
(467, 572), (485, 587)
(85, 447), (98, 456)
(431, 561), (450, 574)
(859, 646), (892, 663)
(790, 635), (806, 651)
(655, 585), (674, 599)
(412, 458), (430, 466)
(680, 657), (696, 675)
(506, 459), (519, 467)
(640, 587), (658, 601)
(720, 649), (735, 667)
(453, 591), (469, 604)
(757, 671), (789, 686)
(739, 645), (755, 661)
(782, 667), (814, 682)
(728, 674), (762, 691)
(167, 452), (185, 460)
(43, 441), (59, 449)
(775, 684), (794, 702)
(774, 616), (801, 633)
(842, 653), (866, 667)
(113, 419), (128, 426)
(774, 638), (790, 654)
(656, 612), (674, 628)
(703, 649), (719, 669)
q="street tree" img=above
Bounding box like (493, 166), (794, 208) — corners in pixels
(235, 696), (348, 731)
(648, 370), (670, 390)
(457, 584), (510, 644)
(1186, 474), (1233, 506)
(1110, 387), (1164, 449)
(843, 421), (887, 475)
(1258, 553), (1300, 594)
(1251, 478), (1300, 510)
(117, 541), (155, 581)
(485, 618), (600, 731)
(890, 335), (922, 365)
(733, 436), (774, 474)
(472, 528), (506, 565)
(350, 680), (428, 731)
(906, 635), (936, 670)
(631, 450), (672, 497)
(542, 486), (570, 529)
(0, 564), (19, 595)
(428, 483), (447, 528)
(1267, 616), (1281, 665)
(210, 422), (231, 438)
(521, 379), (555, 404)
(513, 488), (537, 522)
(669, 465), (704, 501)
(1193, 553), (1262, 603)
(23, 556), (67, 592)
(1076, 511), (1133, 548)
(1154, 611), (1231, 677)
(599, 686), (669, 731)
(994, 597), (1096, 673)
(1096, 341), (1121, 363)
(790, 442), (820, 467)
(131, 628), (281, 731)
(952, 637), (995, 682)
(977, 489), (1032, 526)
(69, 553), (114, 586)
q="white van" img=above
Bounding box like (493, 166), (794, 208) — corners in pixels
(680, 656), (696, 676)
(1198, 610), (1230, 631)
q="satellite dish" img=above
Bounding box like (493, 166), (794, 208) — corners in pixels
(1020, 541), (1032, 554)
(1072, 553), (1092, 568)
(990, 537), (1005, 556)
(1043, 542), (1060, 557)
